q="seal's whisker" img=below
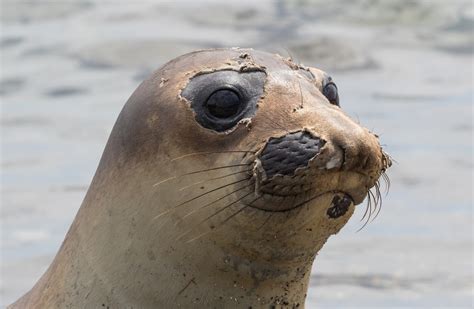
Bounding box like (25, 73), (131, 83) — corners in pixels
(178, 169), (252, 192)
(183, 230), (210, 244)
(381, 172), (391, 195)
(290, 192), (325, 210)
(183, 195), (255, 244)
(257, 212), (274, 231)
(371, 182), (383, 222)
(152, 163), (252, 188)
(170, 151), (256, 162)
(220, 197), (259, 225)
(152, 177), (251, 221)
(356, 215), (370, 232)
(360, 190), (372, 222)
(182, 163), (252, 176)
(182, 182), (254, 219)
(177, 189), (255, 242)
(152, 176), (177, 187)
(370, 183), (381, 218)
(200, 191), (255, 225)
(367, 189), (376, 219)
(357, 191), (375, 232)
(176, 177), (252, 208)
(192, 196), (262, 243)
(370, 197), (378, 223)
(377, 181), (383, 202)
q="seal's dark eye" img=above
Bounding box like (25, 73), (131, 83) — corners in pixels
(323, 82), (339, 106)
(205, 89), (241, 118)
(181, 70), (265, 132)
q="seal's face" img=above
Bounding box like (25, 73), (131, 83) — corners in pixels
(176, 50), (390, 212)
(117, 48), (390, 262)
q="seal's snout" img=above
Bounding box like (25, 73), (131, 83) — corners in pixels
(259, 131), (324, 178)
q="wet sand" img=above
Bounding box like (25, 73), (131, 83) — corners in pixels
(1, 0), (472, 307)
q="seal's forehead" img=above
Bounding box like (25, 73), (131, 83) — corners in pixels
(165, 48), (300, 74)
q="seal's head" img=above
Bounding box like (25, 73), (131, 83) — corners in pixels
(11, 49), (391, 309)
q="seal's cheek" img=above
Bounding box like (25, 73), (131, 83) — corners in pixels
(218, 191), (356, 262)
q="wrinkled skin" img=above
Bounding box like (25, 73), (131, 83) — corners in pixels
(10, 49), (390, 308)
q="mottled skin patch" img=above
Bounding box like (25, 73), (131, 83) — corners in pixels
(9, 48), (390, 308)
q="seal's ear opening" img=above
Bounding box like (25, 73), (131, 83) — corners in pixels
(181, 70), (265, 132)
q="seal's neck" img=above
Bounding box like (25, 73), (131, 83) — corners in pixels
(11, 228), (316, 308)
(160, 247), (316, 308)
(9, 163), (337, 308)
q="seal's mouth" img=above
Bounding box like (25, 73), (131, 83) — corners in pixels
(248, 186), (356, 213)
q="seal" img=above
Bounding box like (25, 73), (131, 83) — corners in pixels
(9, 48), (391, 308)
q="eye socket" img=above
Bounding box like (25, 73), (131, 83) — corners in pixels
(323, 82), (339, 106)
(205, 89), (242, 119)
(181, 70), (265, 132)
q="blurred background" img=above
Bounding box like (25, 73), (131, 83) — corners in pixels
(1, 0), (472, 307)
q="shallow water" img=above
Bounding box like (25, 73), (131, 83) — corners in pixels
(1, 0), (473, 307)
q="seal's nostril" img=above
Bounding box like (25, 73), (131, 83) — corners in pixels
(260, 131), (324, 178)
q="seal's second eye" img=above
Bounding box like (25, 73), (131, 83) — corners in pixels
(205, 89), (241, 118)
(323, 82), (339, 106)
